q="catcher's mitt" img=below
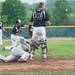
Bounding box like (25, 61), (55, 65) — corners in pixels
(28, 25), (33, 36)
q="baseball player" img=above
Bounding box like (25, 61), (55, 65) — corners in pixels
(0, 21), (3, 45)
(10, 19), (24, 49)
(29, 2), (51, 59)
(0, 36), (31, 62)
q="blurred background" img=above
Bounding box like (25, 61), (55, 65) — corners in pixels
(0, 0), (75, 38)
(0, 0), (75, 26)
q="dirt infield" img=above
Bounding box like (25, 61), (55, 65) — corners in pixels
(0, 57), (75, 72)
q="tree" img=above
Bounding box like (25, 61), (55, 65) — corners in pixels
(0, 2), (2, 21)
(46, 3), (55, 25)
(54, 0), (71, 25)
(1, 0), (26, 25)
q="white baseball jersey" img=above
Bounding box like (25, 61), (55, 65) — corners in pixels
(0, 29), (2, 45)
(0, 36), (30, 62)
(11, 34), (20, 48)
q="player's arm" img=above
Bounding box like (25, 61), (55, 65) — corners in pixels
(28, 13), (34, 36)
(20, 38), (30, 45)
(21, 38), (32, 47)
(22, 39), (35, 53)
(46, 21), (51, 26)
(24, 39), (37, 52)
(26, 40), (31, 45)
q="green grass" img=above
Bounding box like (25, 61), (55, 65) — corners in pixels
(35, 40), (75, 57)
(1, 39), (75, 57)
(0, 40), (75, 74)
(0, 72), (75, 75)
(0, 45), (9, 56)
(48, 40), (75, 56)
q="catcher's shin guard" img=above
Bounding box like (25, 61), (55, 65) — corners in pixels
(30, 50), (34, 60)
(30, 40), (40, 60)
(40, 40), (48, 58)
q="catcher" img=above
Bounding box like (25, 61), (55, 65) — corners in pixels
(29, 2), (51, 59)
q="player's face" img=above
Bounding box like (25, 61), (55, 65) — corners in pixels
(16, 23), (21, 28)
(38, 3), (45, 10)
(16, 32), (19, 35)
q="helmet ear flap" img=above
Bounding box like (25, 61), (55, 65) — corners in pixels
(16, 19), (24, 27)
(16, 19), (21, 24)
(18, 19), (21, 23)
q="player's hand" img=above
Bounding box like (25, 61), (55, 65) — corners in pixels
(45, 21), (51, 26)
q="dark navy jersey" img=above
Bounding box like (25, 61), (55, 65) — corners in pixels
(12, 26), (19, 34)
(30, 10), (49, 27)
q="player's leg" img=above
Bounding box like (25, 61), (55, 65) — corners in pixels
(12, 47), (30, 62)
(40, 40), (48, 58)
(20, 43), (33, 60)
(40, 27), (48, 58)
(0, 55), (6, 62)
(18, 51), (30, 62)
(6, 55), (17, 62)
(31, 27), (37, 59)
(29, 49), (35, 60)
(0, 55), (16, 62)
(30, 40), (39, 60)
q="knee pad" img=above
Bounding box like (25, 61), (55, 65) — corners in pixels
(19, 52), (30, 61)
(32, 40), (39, 49)
(40, 40), (47, 49)
(40, 40), (48, 58)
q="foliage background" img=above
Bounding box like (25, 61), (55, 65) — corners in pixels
(0, 0), (75, 26)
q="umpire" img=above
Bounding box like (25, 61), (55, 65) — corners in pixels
(29, 2), (51, 59)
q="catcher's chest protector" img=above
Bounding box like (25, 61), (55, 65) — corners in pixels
(33, 10), (46, 20)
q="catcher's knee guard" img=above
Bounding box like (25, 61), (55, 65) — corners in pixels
(32, 40), (40, 49)
(18, 52), (30, 62)
(40, 40), (48, 58)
